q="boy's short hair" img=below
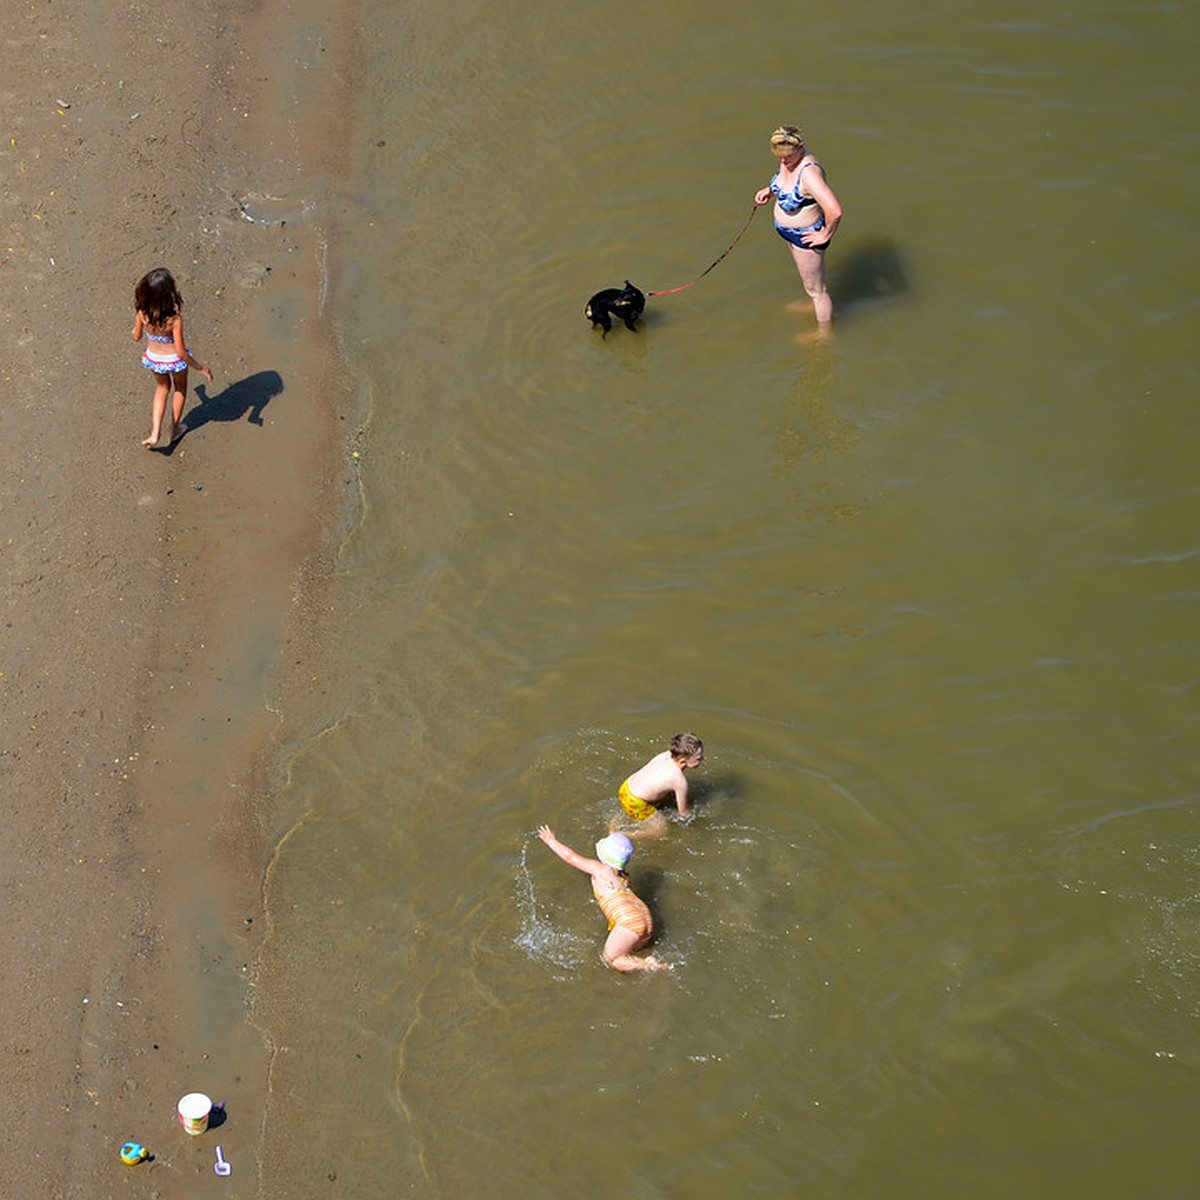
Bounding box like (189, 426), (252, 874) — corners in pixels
(669, 732), (704, 761)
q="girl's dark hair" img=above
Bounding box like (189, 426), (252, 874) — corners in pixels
(135, 267), (183, 326)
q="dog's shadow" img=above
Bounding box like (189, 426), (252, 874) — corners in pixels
(171, 370), (284, 452)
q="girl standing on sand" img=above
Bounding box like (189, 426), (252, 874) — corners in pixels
(131, 267), (213, 449)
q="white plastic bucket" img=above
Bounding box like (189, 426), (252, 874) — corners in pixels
(177, 1092), (212, 1135)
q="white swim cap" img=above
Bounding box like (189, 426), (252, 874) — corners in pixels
(595, 833), (634, 871)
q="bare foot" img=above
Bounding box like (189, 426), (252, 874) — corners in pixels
(142, 433), (160, 449)
(797, 325), (832, 346)
(169, 421), (189, 445)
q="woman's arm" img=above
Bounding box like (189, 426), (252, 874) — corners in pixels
(537, 825), (601, 876)
(805, 166), (843, 246)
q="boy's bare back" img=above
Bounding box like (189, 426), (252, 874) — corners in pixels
(626, 751), (689, 808)
(619, 733), (704, 824)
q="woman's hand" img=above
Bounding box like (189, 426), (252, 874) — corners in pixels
(754, 187), (772, 205)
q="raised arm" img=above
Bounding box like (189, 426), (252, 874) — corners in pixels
(537, 825), (602, 877)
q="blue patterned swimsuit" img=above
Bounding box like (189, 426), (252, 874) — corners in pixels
(771, 160), (826, 251)
(142, 330), (189, 374)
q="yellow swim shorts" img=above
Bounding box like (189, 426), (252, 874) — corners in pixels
(618, 779), (657, 822)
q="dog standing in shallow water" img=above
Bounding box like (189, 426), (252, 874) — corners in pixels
(585, 280), (645, 335)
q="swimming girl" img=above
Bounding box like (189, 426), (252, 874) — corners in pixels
(753, 125), (843, 328)
(131, 267), (213, 449)
(536, 825), (670, 973)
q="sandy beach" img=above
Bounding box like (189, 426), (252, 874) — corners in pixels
(1, 1), (357, 1193)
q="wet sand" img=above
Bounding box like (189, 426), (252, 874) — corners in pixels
(0, 0), (359, 1193)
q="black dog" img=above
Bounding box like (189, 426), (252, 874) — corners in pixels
(585, 280), (645, 335)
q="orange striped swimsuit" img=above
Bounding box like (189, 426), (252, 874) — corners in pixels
(592, 876), (652, 938)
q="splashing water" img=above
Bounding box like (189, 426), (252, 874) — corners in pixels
(512, 837), (584, 971)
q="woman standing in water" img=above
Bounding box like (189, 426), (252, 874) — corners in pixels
(754, 125), (843, 329)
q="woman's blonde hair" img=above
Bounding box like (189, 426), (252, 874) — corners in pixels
(770, 125), (805, 154)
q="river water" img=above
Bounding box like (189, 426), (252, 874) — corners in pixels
(251, 1), (1200, 1195)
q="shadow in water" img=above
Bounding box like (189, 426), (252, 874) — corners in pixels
(633, 866), (669, 938)
(184, 370), (284, 436)
(829, 236), (909, 315)
(688, 773), (741, 814)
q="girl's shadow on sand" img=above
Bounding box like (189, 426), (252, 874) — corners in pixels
(172, 371), (284, 451)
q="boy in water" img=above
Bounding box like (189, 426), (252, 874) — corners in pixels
(616, 732), (704, 833)
(537, 826), (669, 972)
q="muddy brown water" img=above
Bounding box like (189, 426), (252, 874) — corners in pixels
(225, 2), (1200, 1195)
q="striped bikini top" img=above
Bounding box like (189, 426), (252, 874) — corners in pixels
(142, 311), (179, 341)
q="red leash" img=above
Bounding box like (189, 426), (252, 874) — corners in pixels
(648, 205), (761, 296)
